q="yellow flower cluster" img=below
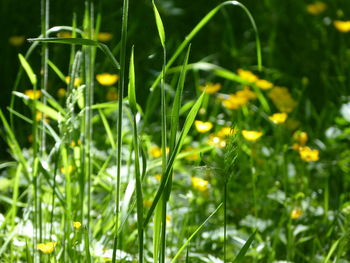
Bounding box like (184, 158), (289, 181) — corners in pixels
(37, 242), (57, 254)
(306, 2), (327, 15)
(198, 83), (221, 94)
(195, 120), (213, 133)
(237, 69), (273, 90)
(268, 112), (288, 124)
(96, 73), (119, 86)
(298, 146), (319, 162)
(242, 130), (263, 141)
(191, 177), (209, 191)
(221, 87), (256, 110)
(292, 131), (319, 162)
(334, 20), (350, 33)
(24, 89), (41, 100)
(268, 87), (297, 113)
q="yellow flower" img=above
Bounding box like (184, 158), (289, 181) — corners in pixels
(65, 76), (82, 87)
(154, 173), (162, 181)
(60, 165), (74, 174)
(73, 221), (82, 230)
(149, 146), (162, 158)
(222, 94), (248, 110)
(269, 112), (288, 124)
(255, 79), (273, 90)
(242, 130), (263, 141)
(290, 208), (303, 219)
(306, 2), (327, 15)
(106, 88), (118, 101)
(96, 73), (119, 86)
(9, 35), (26, 46)
(237, 69), (258, 83)
(191, 177), (209, 191)
(298, 146), (319, 162)
(198, 83), (221, 94)
(217, 126), (234, 138)
(293, 131), (308, 145)
(183, 146), (200, 161)
(236, 86), (257, 100)
(292, 143), (301, 151)
(57, 88), (66, 98)
(36, 111), (50, 123)
(24, 89), (41, 100)
(37, 242), (57, 254)
(144, 200), (153, 207)
(98, 32), (113, 42)
(57, 31), (72, 38)
(194, 120), (213, 133)
(268, 87), (296, 113)
(334, 20), (350, 33)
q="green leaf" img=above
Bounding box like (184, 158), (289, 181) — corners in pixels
(152, 0), (166, 47)
(233, 230), (257, 262)
(18, 53), (37, 86)
(128, 46), (137, 114)
(143, 91), (205, 227)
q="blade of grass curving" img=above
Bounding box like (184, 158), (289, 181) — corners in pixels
(143, 91), (205, 228)
(149, 0), (261, 92)
(233, 230), (257, 262)
(18, 54), (37, 86)
(112, 0), (129, 261)
(170, 203), (223, 263)
(10, 25), (83, 128)
(28, 38), (120, 70)
(98, 109), (116, 150)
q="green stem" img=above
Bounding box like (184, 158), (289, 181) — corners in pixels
(112, 0), (129, 261)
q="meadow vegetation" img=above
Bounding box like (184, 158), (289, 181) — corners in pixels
(1, 0), (350, 262)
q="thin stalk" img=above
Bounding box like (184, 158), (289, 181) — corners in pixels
(224, 181), (227, 263)
(160, 44), (167, 263)
(112, 0), (129, 261)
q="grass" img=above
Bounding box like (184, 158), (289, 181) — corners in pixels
(1, 0), (350, 262)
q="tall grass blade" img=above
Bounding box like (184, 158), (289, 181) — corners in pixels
(143, 91), (205, 227)
(149, 0), (261, 92)
(233, 230), (257, 262)
(152, 0), (166, 47)
(170, 203), (223, 263)
(112, 0), (129, 261)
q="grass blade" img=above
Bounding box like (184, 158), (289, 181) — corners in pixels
(233, 230), (257, 262)
(143, 91), (205, 228)
(170, 203), (223, 263)
(152, 0), (166, 47)
(18, 54), (37, 86)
